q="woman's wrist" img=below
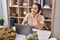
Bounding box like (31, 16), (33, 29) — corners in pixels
(35, 19), (39, 22)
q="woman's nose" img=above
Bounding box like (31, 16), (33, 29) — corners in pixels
(32, 9), (35, 12)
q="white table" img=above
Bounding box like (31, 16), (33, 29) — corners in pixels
(15, 34), (26, 40)
(15, 29), (51, 40)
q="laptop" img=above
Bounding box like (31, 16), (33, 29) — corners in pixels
(15, 24), (33, 36)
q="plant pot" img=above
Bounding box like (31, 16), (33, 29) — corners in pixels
(0, 23), (4, 26)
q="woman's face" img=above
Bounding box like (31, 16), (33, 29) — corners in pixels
(31, 4), (38, 15)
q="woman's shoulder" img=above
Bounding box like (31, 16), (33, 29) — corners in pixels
(24, 13), (31, 18)
(38, 15), (44, 24)
(26, 13), (31, 16)
(39, 15), (44, 18)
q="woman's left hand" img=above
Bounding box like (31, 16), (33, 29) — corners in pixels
(35, 14), (40, 21)
(35, 11), (42, 21)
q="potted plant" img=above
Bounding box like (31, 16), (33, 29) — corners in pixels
(0, 19), (4, 26)
(26, 34), (38, 40)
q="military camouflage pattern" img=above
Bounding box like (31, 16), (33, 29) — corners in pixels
(0, 27), (16, 40)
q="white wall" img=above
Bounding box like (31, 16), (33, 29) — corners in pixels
(54, 0), (60, 40)
(1, 0), (8, 26)
(0, 0), (3, 18)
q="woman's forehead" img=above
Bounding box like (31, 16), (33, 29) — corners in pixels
(32, 4), (38, 8)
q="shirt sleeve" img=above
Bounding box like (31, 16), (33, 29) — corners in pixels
(24, 13), (29, 21)
(38, 15), (44, 24)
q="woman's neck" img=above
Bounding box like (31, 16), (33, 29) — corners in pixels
(32, 13), (36, 18)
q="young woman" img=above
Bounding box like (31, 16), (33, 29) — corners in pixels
(22, 3), (44, 30)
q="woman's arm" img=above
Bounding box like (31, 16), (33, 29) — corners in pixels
(35, 20), (44, 30)
(22, 20), (28, 25)
(35, 14), (44, 30)
(22, 13), (29, 25)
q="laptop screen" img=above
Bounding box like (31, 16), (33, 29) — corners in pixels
(15, 24), (33, 36)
